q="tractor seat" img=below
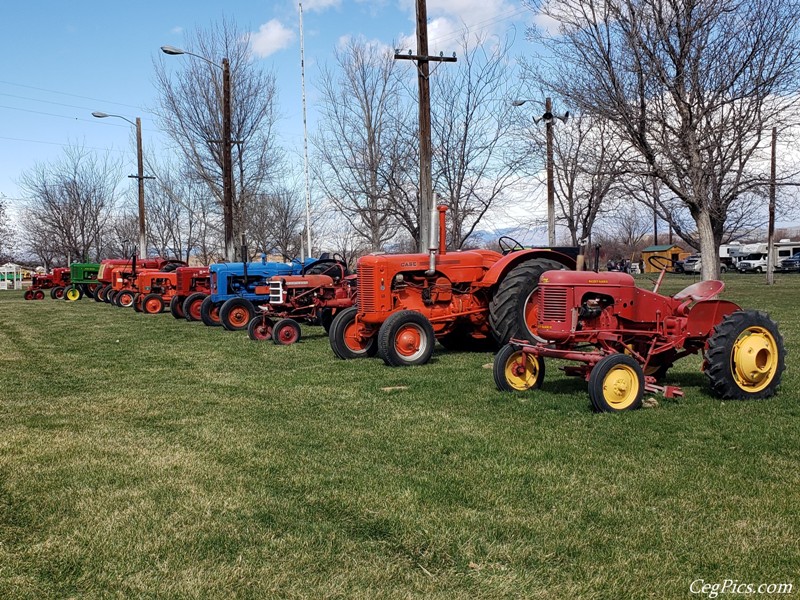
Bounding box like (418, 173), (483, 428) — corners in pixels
(673, 279), (725, 302)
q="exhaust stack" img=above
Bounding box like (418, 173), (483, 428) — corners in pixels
(426, 203), (448, 275)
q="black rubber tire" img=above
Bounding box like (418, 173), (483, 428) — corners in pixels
(24, 290), (33, 300)
(64, 285), (83, 302)
(142, 293), (165, 314)
(81, 284), (95, 299)
(94, 285), (107, 302)
(200, 296), (222, 327)
(329, 306), (377, 359)
(116, 289), (136, 308)
(377, 310), (436, 367)
(183, 293), (207, 322)
(493, 343), (546, 392)
(219, 297), (256, 331)
(704, 310), (785, 400)
(106, 289), (117, 304)
(34, 290), (45, 300)
(438, 327), (497, 352)
(302, 259), (348, 279)
(588, 354), (644, 413)
(247, 315), (274, 341)
(133, 293), (143, 313)
(170, 295), (186, 319)
(320, 308), (335, 334)
(489, 259), (566, 346)
(50, 286), (63, 300)
(273, 318), (302, 345)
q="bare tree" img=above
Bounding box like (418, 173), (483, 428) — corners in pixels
(595, 200), (651, 260)
(19, 145), (120, 263)
(430, 34), (525, 248)
(0, 197), (14, 263)
(312, 38), (412, 252)
(153, 19), (281, 247)
(526, 0), (800, 279)
(247, 188), (305, 260)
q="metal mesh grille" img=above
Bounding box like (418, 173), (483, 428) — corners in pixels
(358, 265), (376, 312)
(541, 287), (568, 322)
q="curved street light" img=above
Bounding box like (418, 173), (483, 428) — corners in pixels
(161, 45), (235, 262)
(92, 111), (151, 259)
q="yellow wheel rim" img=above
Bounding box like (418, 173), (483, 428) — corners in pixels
(602, 364), (640, 409)
(503, 350), (541, 391)
(731, 326), (779, 393)
(65, 288), (80, 301)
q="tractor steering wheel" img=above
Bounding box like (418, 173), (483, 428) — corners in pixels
(647, 255), (678, 273)
(498, 235), (526, 255)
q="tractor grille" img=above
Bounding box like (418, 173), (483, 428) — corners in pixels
(269, 281), (283, 304)
(175, 270), (184, 288)
(540, 287), (568, 322)
(358, 265), (376, 312)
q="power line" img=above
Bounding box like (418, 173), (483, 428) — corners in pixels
(0, 79), (149, 112)
(0, 103), (131, 126)
(427, 6), (529, 46)
(0, 135), (129, 155)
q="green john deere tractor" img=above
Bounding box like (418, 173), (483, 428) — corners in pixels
(63, 262), (101, 301)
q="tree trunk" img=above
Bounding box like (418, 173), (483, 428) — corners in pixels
(696, 208), (720, 280)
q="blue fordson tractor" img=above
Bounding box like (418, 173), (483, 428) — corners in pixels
(200, 256), (330, 330)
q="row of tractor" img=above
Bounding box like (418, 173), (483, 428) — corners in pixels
(30, 206), (785, 412)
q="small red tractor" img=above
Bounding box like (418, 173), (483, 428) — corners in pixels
(493, 257), (786, 412)
(24, 267), (71, 300)
(329, 205), (578, 365)
(171, 266), (210, 319)
(94, 257), (181, 304)
(246, 259), (356, 344)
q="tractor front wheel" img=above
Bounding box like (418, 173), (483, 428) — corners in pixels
(183, 293), (207, 322)
(200, 296), (222, 327)
(24, 290), (33, 300)
(133, 294), (143, 313)
(170, 295), (186, 319)
(704, 310), (785, 400)
(588, 354), (645, 413)
(329, 307), (377, 359)
(50, 286), (64, 300)
(489, 259), (565, 346)
(377, 310), (436, 367)
(320, 308), (335, 334)
(493, 343), (545, 392)
(220, 297), (255, 331)
(64, 285), (83, 302)
(34, 290), (45, 300)
(273, 318), (302, 345)
(94, 285), (108, 302)
(142, 294), (165, 314)
(106, 289), (118, 304)
(116, 289), (136, 308)
(247, 316), (274, 341)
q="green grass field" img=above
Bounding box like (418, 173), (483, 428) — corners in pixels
(1, 274), (798, 599)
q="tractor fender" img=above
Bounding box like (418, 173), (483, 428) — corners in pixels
(480, 249), (577, 287)
(684, 299), (741, 338)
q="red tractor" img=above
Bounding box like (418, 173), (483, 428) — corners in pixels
(94, 257), (181, 304)
(170, 266), (210, 319)
(493, 258), (786, 412)
(329, 205), (578, 366)
(24, 267), (71, 300)
(246, 260), (356, 344)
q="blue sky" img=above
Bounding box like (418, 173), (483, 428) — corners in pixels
(0, 0), (538, 224)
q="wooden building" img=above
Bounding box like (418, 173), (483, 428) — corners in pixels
(641, 244), (686, 273)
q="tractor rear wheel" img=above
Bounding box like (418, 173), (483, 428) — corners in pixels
(50, 286), (63, 300)
(588, 354), (644, 413)
(170, 295), (186, 319)
(377, 310), (436, 367)
(24, 290), (33, 300)
(273, 318), (302, 345)
(329, 306), (377, 359)
(200, 296), (222, 327)
(133, 294), (143, 312)
(116, 289), (136, 308)
(493, 343), (545, 392)
(489, 259), (566, 346)
(247, 316), (274, 341)
(106, 289), (117, 304)
(220, 297), (255, 331)
(184, 293), (207, 322)
(320, 308), (335, 334)
(84, 284), (98, 299)
(94, 285), (108, 302)
(704, 310), (785, 400)
(143, 294), (165, 314)
(64, 285), (83, 302)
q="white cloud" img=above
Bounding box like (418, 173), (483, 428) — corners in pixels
(301, 0), (341, 12)
(251, 19), (296, 58)
(170, 26), (183, 35)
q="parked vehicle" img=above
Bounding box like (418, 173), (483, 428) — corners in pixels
(736, 253), (769, 273)
(776, 251), (800, 272)
(684, 256), (727, 274)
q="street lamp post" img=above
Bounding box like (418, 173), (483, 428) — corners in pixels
(161, 45), (235, 262)
(92, 111), (151, 259)
(512, 98), (569, 247)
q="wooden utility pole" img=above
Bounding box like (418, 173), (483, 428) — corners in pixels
(221, 57), (235, 262)
(767, 127), (777, 285)
(395, 0), (456, 253)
